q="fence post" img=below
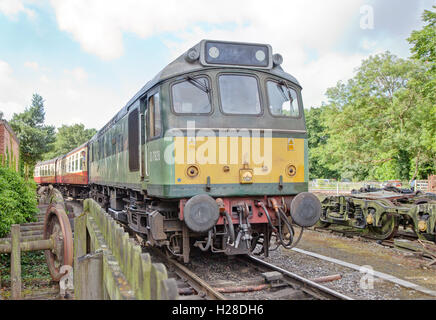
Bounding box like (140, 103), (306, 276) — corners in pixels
(76, 251), (104, 300)
(150, 263), (167, 299)
(10, 224), (21, 300)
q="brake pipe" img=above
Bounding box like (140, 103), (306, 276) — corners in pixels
(257, 201), (277, 233)
(271, 198), (293, 248)
(223, 211), (235, 245)
(278, 207), (304, 249)
(196, 229), (213, 251)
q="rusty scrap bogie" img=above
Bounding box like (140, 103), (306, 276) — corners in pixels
(316, 191), (436, 242)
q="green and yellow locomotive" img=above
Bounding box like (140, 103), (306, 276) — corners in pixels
(36, 40), (321, 262)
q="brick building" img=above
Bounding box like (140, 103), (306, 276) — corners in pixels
(0, 119), (20, 171)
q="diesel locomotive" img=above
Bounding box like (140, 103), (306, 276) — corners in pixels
(35, 40), (321, 262)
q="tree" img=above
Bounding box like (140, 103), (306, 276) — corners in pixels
(315, 52), (434, 181)
(408, 6), (436, 72)
(44, 124), (97, 159)
(407, 6), (436, 179)
(9, 94), (56, 178)
(305, 107), (339, 179)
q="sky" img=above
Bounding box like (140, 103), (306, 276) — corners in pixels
(0, 0), (434, 130)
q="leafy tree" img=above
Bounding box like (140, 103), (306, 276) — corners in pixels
(9, 94), (56, 178)
(407, 6), (436, 179)
(305, 107), (339, 179)
(315, 52), (433, 181)
(44, 124), (97, 159)
(408, 6), (436, 72)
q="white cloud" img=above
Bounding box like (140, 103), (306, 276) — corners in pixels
(47, 0), (370, 107)
(0, 59), (126, 129)
(50, 0), (365, 60)
(0, 60), (23, 118)
(64, 67), (88, 82)
(4, 0), (410, 130)
(293, 53), (366, 108)
(39, 74), (49, 83)
(24, 61), (39, 70)
(0, 0), (35, 19)
(0, 59), (13, 80)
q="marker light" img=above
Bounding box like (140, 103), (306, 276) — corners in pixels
(273, 53), (283, 66)
(185, 48), (200, 63)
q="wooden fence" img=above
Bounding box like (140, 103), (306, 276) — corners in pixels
(74, 198), (178, 300)
(415, 180), (429, 192)
(0, 213), (53, 299)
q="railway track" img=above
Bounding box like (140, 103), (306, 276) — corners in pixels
(152, 248), (226, 300)
(241, 255), (353, 300)
(151, 248), (352, 300)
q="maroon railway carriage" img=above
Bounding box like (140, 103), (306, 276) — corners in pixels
(34, 143), (89, 198)
(34, 159), (56, 185)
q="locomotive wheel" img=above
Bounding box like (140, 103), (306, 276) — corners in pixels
(44, 205), (73, 281)
(366, 213), (398, 240)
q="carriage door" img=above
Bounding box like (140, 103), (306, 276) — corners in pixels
(140, 98), (148, 181)
(128, 107), (140, 173)
(55, 159), (61, 183)
(146, 90), (161, 179)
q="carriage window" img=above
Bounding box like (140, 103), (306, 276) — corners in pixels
(267, 81), (300, 117)
(148, 93), (161, 138)
(219, 74), (261, 114)
(172, 77), (211, 114)
(80, 152), (84, 171)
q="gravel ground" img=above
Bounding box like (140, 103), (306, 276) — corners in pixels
(259, 229), (436, 300)
(71, 199), (436, 300)
(143, 246), (311, 300)
(141, 231), (436, 300)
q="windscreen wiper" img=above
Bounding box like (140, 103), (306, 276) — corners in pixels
(186, 76), (210, 94)
(277, 81), (289, 101)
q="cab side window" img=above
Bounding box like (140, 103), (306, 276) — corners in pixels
(148, 93), (161, 139)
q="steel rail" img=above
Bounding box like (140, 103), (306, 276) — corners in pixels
(153, 249), (226, 300)
(291, 247), (436, 297)
(246, 254), (353, 300)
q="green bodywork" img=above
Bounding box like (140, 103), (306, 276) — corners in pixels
(89, 67), (309, 199)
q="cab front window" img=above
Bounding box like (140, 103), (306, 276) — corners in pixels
(219, 74), (261, 115)
(267, 80), (300, 117)
(172, 76), (211, 114)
